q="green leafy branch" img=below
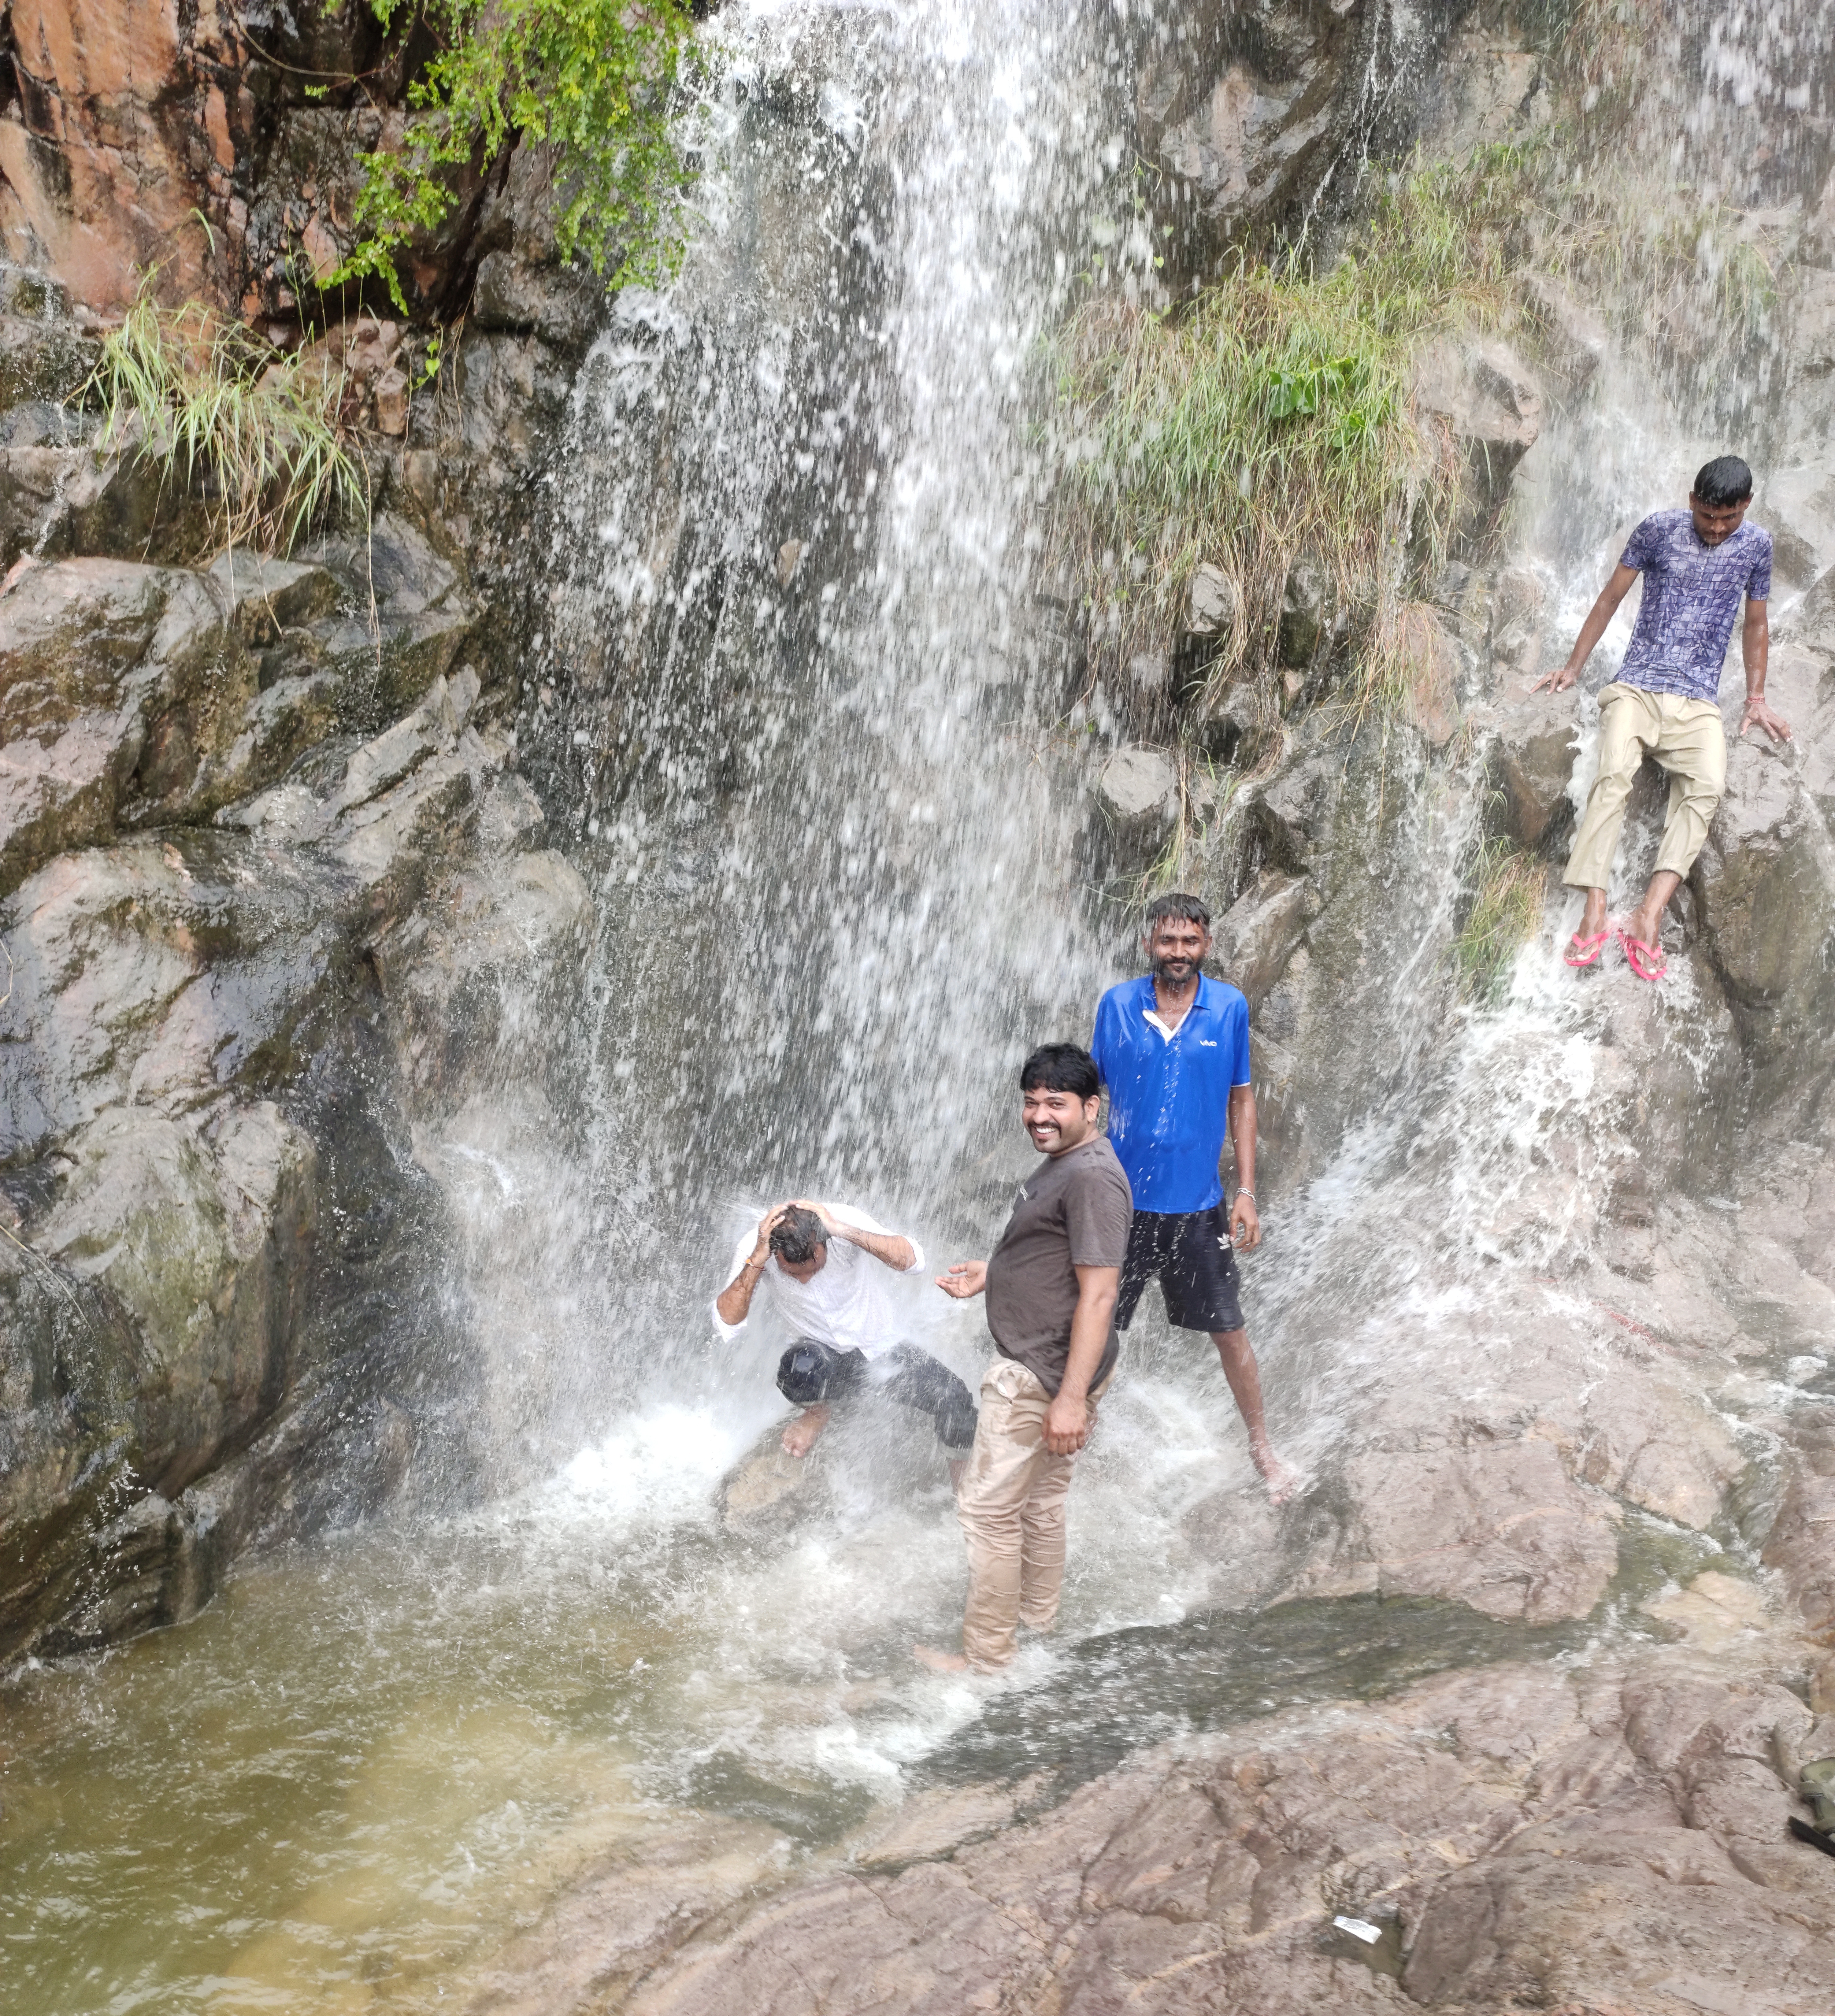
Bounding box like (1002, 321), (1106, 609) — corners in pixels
(336, 0), (697, 312)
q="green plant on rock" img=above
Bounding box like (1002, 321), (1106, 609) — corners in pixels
(1453, 837), (1547, 1000)
(79, 282), (366, 555)
(1050, 153), (1530, 724)
(338, 0), (697, 311)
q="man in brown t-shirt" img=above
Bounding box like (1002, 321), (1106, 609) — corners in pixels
(915, 1043), (1132, 1674)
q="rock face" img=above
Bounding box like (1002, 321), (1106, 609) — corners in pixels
(596, 1656), (1835, 2016)
(0, 255), (586, 1661)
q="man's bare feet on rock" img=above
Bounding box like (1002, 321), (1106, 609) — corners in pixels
(781, 1404), (830, 1458)
(1255, 1448), (1301, 1506)
(912, 1643), (970, 1673)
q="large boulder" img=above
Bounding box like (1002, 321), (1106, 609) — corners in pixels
(1413, 338), (1545, 546)
(1211, 868), (1314, 1013)
(1095, 744), (1180, 856)
(1693, 733), (1835, 1023)
(1483, 680), (1577, 848)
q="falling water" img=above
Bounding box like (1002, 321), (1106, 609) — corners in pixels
(6, 2), (1835, 2010)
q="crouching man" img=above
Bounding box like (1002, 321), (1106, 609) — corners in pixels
(1535, 454), (1790, 980)
(713, 1200), (977, 1472)
(915, 1044), (1132, 1675)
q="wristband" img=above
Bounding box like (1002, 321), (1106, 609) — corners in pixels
(1236, 1190), (1256, 1203)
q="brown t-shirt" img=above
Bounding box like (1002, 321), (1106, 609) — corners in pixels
(984, 1134), (1133, 1397)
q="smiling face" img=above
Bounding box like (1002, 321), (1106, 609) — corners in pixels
(1022, 1084), (1101, 1157)
(1146, 912), (1212, 986)
(1689, 491), (1751, 547)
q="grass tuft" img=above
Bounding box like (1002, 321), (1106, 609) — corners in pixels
(1454, 837), (1547, 1000)
(78, 279), (366, 557)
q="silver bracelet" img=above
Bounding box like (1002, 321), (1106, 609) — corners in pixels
(1236, 1190), (1256, 1203)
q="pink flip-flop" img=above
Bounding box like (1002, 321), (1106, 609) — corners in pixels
(1618, 929), (1667, 982)
(1564, 928), (1611, 969)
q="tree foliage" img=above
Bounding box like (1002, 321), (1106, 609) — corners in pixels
(339, 0), (697, 309)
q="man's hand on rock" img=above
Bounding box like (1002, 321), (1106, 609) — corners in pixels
(1531, 662), (1580, 695)
(1740, 694), (1792, 743)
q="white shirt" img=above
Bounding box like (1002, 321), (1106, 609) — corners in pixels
(710, 1205), (925, 1363)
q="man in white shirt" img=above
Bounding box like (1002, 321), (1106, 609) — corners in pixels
(713, 1200), (977, 1471)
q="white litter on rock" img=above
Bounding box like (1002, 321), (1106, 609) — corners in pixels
(1333, 1915), (1383, 1944)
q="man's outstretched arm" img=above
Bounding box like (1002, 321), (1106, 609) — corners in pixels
(1227, 1082), (1260, 1251)
(1534, 563), (1639, 692)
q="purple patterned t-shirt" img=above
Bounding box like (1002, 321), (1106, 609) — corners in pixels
(1616, 508), (1771, 703)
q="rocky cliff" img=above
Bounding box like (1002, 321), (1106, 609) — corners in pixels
(0, 3), (602, 1661)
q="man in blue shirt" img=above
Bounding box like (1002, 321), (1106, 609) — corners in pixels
(1090, 892), (1297, 1503)
(1535, 454), (1791, 981)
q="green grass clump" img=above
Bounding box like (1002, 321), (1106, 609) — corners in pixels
(80, 282), (365, 555)
(1454, 838), (1546, 999)
(1051, 152), (1536, 720)
(339, 0), (695, 310)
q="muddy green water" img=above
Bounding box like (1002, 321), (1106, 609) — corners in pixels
(2, 1407), (1724, 2016)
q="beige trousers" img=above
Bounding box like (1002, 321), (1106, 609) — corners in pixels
(1563, 682), (1726, 892)
(957, 1356), (1107, 1673)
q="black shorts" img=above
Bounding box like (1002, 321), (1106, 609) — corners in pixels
(1115, 1207), (1244, 1335)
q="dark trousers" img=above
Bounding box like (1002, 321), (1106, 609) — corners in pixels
(776, 1339), (979, 1452)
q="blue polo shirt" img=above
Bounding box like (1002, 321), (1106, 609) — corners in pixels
(1090, 974), (1252, 1214)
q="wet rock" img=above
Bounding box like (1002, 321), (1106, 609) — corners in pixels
(1694, 735), (1835, 1017)
(1761, 465), (1835, 590)
(1096, 745), (1179, 849)
(1211, 869), (1314, 1014)
(1328, 1439), (1619, 1623)
(1188, 673), (1270, 767)
(1414, 338), (1545, 544)
(1516, 271), (1607, 403)
(473, 249), (605, 354)
(718, 1434), (829, 1536)
(1184, 561), (1236, 639)
(462, 1810), (789, 2016)
(1249, 743), (1341, 873)
(295, 511), (479, 726)
(1275, 555), (1328, 669)
(1483, 680), (1577, 848)
(605, 1657), (1835, 2016)
(373, 835), (591, 1108)
(1403, 612), (1462, 747)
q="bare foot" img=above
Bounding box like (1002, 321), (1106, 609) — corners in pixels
(781, 1405), (830, 1458)
(1255, 1449), (1301, 1506)
(912, 1643), (970, 1673)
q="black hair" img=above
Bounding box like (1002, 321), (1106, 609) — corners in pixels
(1145, 890), (1211, 933)
(1019, 1042), (1100, 1101)
(1693, 455), (1753, 508)
(769, 1205), (829, 1265)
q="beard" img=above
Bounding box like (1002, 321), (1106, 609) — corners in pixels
(1151, 952), (1203, 981)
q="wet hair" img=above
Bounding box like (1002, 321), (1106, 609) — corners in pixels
(1144, 891), (1211, 934)
(769, 1206), (829, 1266)
(1693, 455), (1753, 508)
(1019, 1042), (1100, 1102)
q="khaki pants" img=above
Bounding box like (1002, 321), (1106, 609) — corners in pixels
(1563, 682), (1726, 892)
(957, 1357), (1107, 1673)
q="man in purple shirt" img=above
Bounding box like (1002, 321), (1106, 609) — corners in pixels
(1535, 454), (1791, 980)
